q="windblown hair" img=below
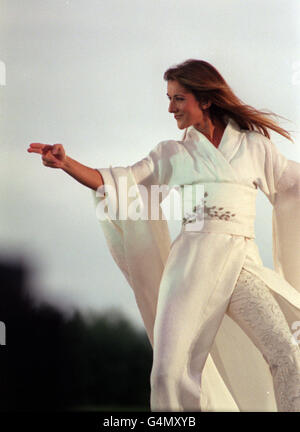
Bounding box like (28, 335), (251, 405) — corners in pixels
(164, 59), (294, 143)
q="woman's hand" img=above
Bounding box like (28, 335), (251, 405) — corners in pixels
(27, 143), (67, 169)
(27, 142), (104, 190)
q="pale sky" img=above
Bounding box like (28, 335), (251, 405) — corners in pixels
(1, 0), (300, 330)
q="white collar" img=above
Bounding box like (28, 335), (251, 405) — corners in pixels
(183, 116), (243, 164)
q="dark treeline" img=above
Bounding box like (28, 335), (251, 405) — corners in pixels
(0, 259), (153, 411)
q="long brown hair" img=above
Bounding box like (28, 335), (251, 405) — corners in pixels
(164, 59), (294, 143)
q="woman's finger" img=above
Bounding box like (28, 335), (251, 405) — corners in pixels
(42, 153), (56, 163)
(29, 143), (48, 149)
(27, 143), (53, 154)
(27, 147), (43, 154)
(42, 159), (61, 168)
(41, 145), (54, 153)
(52, 144), (63, 155)
(42, 158), (57, 165)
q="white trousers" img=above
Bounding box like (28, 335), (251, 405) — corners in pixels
(150, 268), (300, 412)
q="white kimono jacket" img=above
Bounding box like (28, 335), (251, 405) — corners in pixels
(91, 116), (300, 412)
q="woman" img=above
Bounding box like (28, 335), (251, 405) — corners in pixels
(27, 59), (300, 412)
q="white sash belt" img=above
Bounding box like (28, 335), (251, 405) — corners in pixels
(181, 182), (257, 238)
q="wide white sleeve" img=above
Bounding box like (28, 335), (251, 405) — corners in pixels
(258, 134), (300, 292)
(130, 144), (162, 187)
(90, 141), (173, 346)
(272, 158), (300, 292)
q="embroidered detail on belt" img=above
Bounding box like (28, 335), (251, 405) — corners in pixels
(182, 191), (236, 226)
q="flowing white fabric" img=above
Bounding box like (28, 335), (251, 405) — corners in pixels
(91, 117), (300, 411)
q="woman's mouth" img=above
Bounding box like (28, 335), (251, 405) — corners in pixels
(175, 115), (183, 120)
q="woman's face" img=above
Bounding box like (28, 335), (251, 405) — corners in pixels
(167, 80), (210, 130)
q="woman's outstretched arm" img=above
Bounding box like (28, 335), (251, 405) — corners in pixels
(27, 143), (104, 191)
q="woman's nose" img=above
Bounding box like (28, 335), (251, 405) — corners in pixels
(168, 101), (176, 113)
